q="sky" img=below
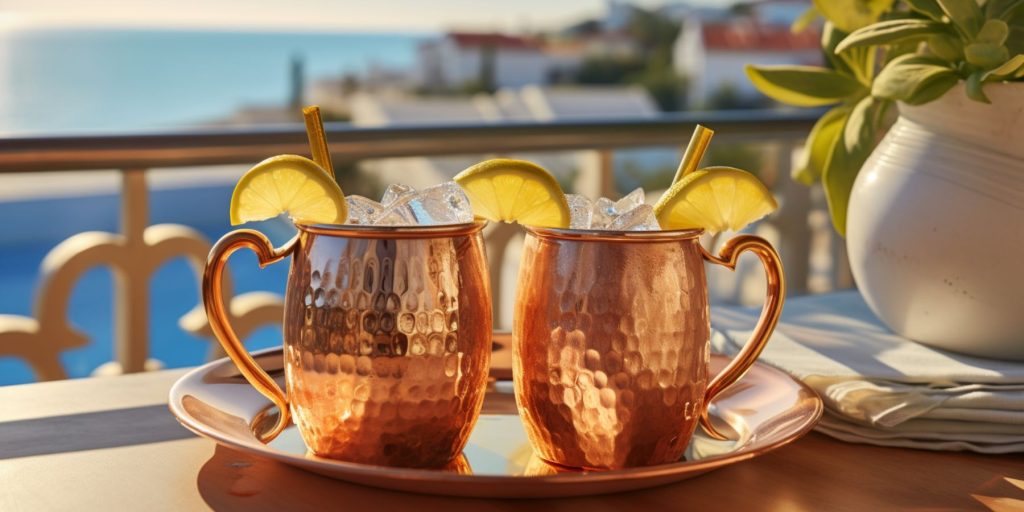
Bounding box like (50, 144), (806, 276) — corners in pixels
(0, 0), (735, 32)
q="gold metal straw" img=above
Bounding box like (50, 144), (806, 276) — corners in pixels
(302, 105), (334, 178)
(673, 124), (714, 184)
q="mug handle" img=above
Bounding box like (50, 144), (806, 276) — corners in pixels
(202, 229), (298, 441)
(699, 235), (785, 440)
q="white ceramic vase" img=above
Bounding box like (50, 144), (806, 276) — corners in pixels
(846, 82), (1024, 361)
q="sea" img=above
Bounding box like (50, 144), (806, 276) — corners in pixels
(0, 27), (427, 134)
(0, 28), (426, 384)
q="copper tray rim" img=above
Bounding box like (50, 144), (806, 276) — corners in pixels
(169, 345), (823, 495)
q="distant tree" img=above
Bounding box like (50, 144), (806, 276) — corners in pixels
(705, 142), (768, 179)
(705, 83), (773, 110)
(570, 6), (688, 111)
(576, 57), (645, 84)
(478, 44), (497, 94)
(289, 55), (305, 110)
(729, 2), (756, 17)
(563, 19), (603, 37)
(706, 83), (744, 110)
(625, 8), (681, 63)
(618, 159), (676, 193)
(628, 66), (687, 111)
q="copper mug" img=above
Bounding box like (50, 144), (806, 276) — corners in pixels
(513, 227), (784, 469)
(202, 221), (492, 467)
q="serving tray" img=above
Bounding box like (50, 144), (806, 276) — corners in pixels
(169, 334), (822, 498)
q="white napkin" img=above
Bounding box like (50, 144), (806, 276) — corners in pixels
(711, 291), (1024, 454)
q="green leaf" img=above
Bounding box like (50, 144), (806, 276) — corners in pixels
(976, 20), (1009, 46)
(985, 0), (1024, 19)
(822, 117), (873, 236)
(843, 46), (878, 86)
(836, 19), (949, 53)
(982, 54), (1024, 80)
(1008, 25), (1024, 56)
(813, 0), (893, 32)
(927, 34), (964, 61)
(872, 54), (958, 104)
(823, 23), (876, 85)
(906, 0), (946, 20)
(746, 65), (866, 107)
(965, 71), (991, 103)
(822, 23), (857, 75)
(844, 96), (883, 153)
(793, 106), (850, 184)
(936, 0), (983, 37)
(965, 42), (1011, 69)
(792, 6), (821, 33)
(905, 75), (960, 104)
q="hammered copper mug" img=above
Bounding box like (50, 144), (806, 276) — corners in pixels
(202, 221), (492, 468)
(513, 227), (784, 469)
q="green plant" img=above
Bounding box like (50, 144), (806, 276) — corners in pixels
(746, 0), (1024, 235)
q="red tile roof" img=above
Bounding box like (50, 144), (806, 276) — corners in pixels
(448, 32), (540, 50)
(702, 23), (821, 51)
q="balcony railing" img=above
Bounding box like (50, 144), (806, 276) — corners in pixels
(0, 110), (849, 383)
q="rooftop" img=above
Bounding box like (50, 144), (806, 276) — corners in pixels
(701, 22), (820, 52)
(447, 32), (540, 50)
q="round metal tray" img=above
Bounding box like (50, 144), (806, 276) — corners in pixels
(169, 336), (822, 498)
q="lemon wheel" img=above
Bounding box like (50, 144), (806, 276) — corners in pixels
(229, 155), (347, 225)
(654, 166), (776, 234)
(454, 159), (570, 228)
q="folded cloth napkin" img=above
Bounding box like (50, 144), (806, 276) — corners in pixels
(711, 290), (1024, 454)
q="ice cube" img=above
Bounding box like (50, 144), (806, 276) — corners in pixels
(566, 194), (593, 229)
(345, 195), (383, 225)
(406, 182), (474, 225)
(381, 183), (413, 206)
(374, 193), (417, 225)
(613, 188), (646, 214)
(372, 182), (473, 226)
(591, 197), (616, 228)
(607, 204), (661, 231)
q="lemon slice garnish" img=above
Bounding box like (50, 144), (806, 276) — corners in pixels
(654, 166), (777, 234)
(229, 154), (347, 225)
(454, 159), (570, 228)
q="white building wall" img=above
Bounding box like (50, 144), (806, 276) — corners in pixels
(673, 17), (821, 107)
(422, 37), (549, 89)
(694, 50), (820, 106)
(673, 17), (706, 107)
(440, 39), (476, 88)
(493, 51), (550, 88)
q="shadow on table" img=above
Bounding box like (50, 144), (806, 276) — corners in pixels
(195, 437), (1024, 511)
(0, 403), (193, 459)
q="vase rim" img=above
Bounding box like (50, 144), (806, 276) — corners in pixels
(897, 81), (1024, 160)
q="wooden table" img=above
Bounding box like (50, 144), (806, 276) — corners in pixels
(2, 369), (1022, 511)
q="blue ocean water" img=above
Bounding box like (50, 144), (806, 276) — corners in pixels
(0, 28), (426, 134)
(0, 28), (424, 384)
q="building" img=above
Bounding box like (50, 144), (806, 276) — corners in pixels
(417, 32), (549, 91)
(349, 85), (658, 188)
(673, 2), (822, 108)
(511, 84), (658, 121)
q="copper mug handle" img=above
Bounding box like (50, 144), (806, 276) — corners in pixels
(202, 229), (297, 441)
(699, 234), (785, 440)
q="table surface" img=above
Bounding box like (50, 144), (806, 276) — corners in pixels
(2, 355), (1023, 511)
